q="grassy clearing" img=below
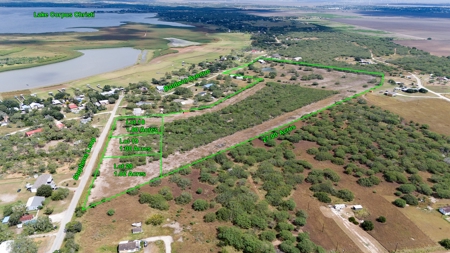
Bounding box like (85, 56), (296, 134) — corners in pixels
(365, 93), (450, 136)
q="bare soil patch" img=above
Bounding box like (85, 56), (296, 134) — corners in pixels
(291, 141), (436, 251)
(395, 40), (450, 57)
(80, 170), (222, 253)
(0, 193), (17, 203)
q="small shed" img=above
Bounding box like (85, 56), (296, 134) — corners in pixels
(132, 227), (143, 234)
(352, 205), (363, 211)
(2, 216), (10, 224)
(203, 83), (214, 89)
(156, 86), (165, 92)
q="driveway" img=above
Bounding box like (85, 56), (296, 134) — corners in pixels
(143, 236), (174, 253)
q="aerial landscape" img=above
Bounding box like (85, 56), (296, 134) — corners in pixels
(0, 1), (450, 253)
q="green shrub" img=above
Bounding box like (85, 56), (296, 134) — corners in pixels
(376, 216), (386, 223)
(203, 213), (216, 223)
(146, 214), (164, 226)
(439, 238), (450, 249)
(260, 230), (277, 241)
(175, 192), (192, 205)
(393, 198), (406, 208)
(360, 220), (374, 231)
(107, 209), (115, 216)
(192, 199), (209, 211)
(401, 194), (418, 206)
(313, 192), (331, 203)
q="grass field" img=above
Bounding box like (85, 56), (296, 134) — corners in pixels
(364, 93), (450, 135)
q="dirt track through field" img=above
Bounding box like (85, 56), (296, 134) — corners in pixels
(320, 206), (388, 253)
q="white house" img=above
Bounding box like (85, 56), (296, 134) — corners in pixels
(439, 206), (450, 216)
(26, 196), (45, 211)
(294, 57), (302, 61)
(29, 102), (44, 110)
(133, 108), (143, 116)
(258, 59), (266, 64)
(52, 100), (62, 105)
(29, 174), (54, 193)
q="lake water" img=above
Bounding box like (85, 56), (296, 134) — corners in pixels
(0, 48), (141, 92)
(0, 7), (192, 33)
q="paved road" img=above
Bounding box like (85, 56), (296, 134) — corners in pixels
(143, 236), (174, 253)
(49, 95), (124, 252)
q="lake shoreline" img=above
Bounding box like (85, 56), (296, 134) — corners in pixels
(0, 47), (141, 93)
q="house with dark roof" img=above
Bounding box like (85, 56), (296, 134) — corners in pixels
(439, 206), (450, 216)
(131, 227), (143, 234)
(118, 240), (140, 253)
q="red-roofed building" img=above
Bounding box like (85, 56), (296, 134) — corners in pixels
(68, 103), (78, 110)
(19, 214), (33, 223)
(55, 121), (65, 129)
(25, 128), (43, 137)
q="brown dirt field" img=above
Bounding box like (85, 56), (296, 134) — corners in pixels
(291, 140), (437, 252)
(333, 17), (450, 40)
(395, 40), (450, 57)
(80, 169), (223, 253)
(364, 93), (450, 136)
(291, 182), (363, 253)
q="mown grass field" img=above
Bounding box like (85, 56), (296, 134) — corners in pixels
(365, 93), (450, 136)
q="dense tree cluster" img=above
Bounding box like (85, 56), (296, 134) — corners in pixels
(163, 82), (335, 156)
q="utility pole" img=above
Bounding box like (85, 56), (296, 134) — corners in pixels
(322, 223), (325, 232)
(394, 242), (399, 253)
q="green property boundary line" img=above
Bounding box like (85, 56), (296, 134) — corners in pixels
(82, 115), (164, 210)
(82, 57), (384, 210)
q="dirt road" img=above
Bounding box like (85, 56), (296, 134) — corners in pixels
(143, 236), (174, 253)
(49, 95), (124, 252)
(410, 73), (450, 103)
(320, 206), (388, 253)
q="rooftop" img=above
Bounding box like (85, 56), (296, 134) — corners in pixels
(118, 240), (140, 251)
(32, 174), (52, 189)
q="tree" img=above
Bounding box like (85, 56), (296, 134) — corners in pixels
(192, 199), (209, 211)
(360, 220), (374, 231)
(158, 187), (174, 201)
(51, 188), (70, 201)
(439, 238), (450, 249)
(204, 213), (216, 223)
(337, 189), (354, 201)
(313, 192), (331, 203)
(107, 209), (115, 216)
(260, 230), (276, 241)
(65, 221), (82, 233)
(0, 224), (12, 243)
(397, 184), (416, 194)
(36, 185), (53, 197)
(376, 216), (386, 223)
(11, 235), (38, 253)
(393, 198), (406, 208)
(145, 214), (164, 226)
(174, 192), (192, 205)
(44, 207), (54, 215)
(401, 194), (418, 206)
(108, 97), (116, 104)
